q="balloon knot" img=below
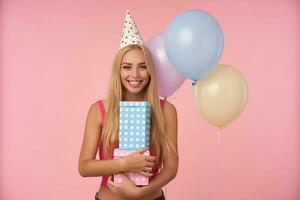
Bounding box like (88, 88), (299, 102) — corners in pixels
(192, 80), (197, 86)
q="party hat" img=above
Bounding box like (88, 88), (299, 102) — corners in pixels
(119, 9), (144, 49)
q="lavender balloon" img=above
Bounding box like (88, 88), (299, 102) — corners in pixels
(147, 33), (185, 97)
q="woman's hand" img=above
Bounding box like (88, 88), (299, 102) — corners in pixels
(121, 147), (156, 177)
(107, 174), (143, 200)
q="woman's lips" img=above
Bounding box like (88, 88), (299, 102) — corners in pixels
(128, 80), (143, 87)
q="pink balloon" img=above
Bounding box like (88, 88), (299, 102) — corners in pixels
(147, 33), (185, 97)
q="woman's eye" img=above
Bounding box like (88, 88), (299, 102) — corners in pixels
(139, 65), (147, 69)
(122, 65), (131, 69)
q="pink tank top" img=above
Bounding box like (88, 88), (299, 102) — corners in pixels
(97, 99), (166, 187)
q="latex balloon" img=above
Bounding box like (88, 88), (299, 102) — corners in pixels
(147, 33), (186, 97)
(194, 64), (248, 128)
(165, 10), (224, 81)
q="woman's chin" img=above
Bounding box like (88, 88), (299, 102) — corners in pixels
(124, 86), (146, 95)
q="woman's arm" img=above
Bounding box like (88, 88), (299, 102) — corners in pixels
(78, 102), (125, 177)
(138, 101), (179, 197)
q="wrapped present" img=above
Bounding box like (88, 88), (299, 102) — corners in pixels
(113, 148), (150, 185)
(119, 101), (151, 150)
(114, 172), (149, 186)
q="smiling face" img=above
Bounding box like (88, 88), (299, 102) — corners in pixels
(120, 48), (150, 100)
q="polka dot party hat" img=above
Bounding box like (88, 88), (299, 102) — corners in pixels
(119, 9), (144, 49)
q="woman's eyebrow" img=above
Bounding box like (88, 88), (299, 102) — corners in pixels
(121, 62), (146, 65)
(121, 62), (132, 65)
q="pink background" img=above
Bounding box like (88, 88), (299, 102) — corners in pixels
(1, 0), (299, 199)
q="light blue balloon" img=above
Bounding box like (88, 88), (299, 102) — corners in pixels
(165, 10), (224, 81)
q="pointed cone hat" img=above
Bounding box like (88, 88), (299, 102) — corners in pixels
(119, 9), (144, 49)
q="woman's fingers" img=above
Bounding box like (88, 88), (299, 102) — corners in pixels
(107, 182), (118, 193)
(145, 161), (154, 167)
(145, 155), (156, 162)
(144, 166), (152, 172)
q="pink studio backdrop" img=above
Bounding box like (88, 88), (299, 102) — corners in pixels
(1, 0), (299, 199)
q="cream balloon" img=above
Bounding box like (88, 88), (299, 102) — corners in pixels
(194, 64), (248, 129)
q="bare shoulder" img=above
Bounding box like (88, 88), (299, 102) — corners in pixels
(163, 100), (177, 117)
(88, 98), (107, 123)
(88, 99), (108, 126)
(162, 101), (178, 130)
(87, 101), (101, 126)
(89, 101), (99, 113)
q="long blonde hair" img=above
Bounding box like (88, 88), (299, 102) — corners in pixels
(101, 44), (173, 167)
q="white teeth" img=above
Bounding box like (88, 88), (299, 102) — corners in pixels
(128, 80), (142, 87)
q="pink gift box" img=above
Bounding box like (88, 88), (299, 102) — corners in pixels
(113, 148), (149, 186)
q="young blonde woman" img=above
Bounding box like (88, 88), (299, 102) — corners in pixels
(78, 10), (178, 200)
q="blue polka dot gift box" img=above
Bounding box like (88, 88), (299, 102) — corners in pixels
(119, 101), (151, 150)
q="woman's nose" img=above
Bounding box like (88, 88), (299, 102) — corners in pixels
(131, 67), (139, 77)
